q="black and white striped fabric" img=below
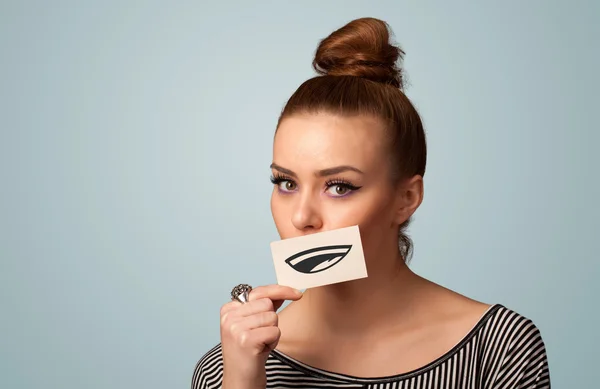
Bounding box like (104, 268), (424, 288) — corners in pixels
(192, 304), (550, 388)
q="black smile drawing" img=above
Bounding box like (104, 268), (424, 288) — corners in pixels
(284, 245), (352, 274)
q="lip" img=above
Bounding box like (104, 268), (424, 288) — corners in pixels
(284, 245), (352, 274)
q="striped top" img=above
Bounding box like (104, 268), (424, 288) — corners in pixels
(191, 304), (550, 389)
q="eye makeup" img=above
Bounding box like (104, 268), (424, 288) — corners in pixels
(270, 174), (362, 197)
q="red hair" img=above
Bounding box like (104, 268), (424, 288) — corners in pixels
(276, 18), (427, 262)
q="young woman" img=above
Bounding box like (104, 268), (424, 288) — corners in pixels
(192, 17), (550, 389)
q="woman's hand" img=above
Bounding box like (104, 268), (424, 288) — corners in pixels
(220, 285), (303, 389)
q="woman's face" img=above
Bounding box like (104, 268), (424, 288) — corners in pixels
(270, 113), (412, 262)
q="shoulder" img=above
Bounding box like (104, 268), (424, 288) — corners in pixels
(478, 305), (551, 388)
(480, 305), (547, 350)
(191, 343), (224, 389)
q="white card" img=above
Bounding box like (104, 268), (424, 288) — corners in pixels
(270, 225), (368, 290)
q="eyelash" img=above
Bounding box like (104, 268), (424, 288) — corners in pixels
(269, 173), (362, 196)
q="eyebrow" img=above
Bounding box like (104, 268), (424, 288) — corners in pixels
(270, 163), (364, 178)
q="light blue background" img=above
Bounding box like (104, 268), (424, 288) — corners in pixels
(1, 1), (598, 388)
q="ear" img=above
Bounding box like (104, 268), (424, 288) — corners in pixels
(393, 175), (424, 225)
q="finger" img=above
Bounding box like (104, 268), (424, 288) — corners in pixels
(243, 311), (278, 330)
(249, 285), (303, 302)
(265, 338), (280, 353)
(220, 301), (242, 316)
(247, 326), (281, 352)
(233, 298), (274, 317)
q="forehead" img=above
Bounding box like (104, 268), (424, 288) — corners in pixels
(273, 114), (387, 171)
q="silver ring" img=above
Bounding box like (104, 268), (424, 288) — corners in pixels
(231, 284), (252, 304)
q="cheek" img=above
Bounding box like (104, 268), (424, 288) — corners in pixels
(359, 205), (394, 242)
(328, 193), (395, 252)
(327, 191), (394, 229)
(270, 193), (290, 235)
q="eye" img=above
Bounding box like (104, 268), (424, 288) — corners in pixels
(280, 180), (297, 192)
(325, 179), (362, 197)
(270, 174), (298, 193)
(326, 184), (350, 196)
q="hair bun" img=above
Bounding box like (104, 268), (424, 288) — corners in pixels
(312, 17), (405, 88)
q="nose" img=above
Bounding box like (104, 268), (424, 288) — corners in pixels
(291, 191), (323, 232)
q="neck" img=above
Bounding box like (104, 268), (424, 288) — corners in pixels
(299, 250), (423, 337)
